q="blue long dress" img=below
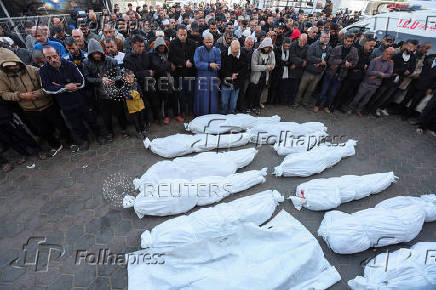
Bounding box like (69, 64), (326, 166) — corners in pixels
(193, 45), (221, 116)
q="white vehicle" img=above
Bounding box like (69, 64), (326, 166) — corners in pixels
(342, 8), (436, 53)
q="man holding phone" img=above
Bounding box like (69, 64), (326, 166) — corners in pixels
(39, 45), (106, 151)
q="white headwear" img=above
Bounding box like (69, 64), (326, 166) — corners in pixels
(202, 31), (213, 39)
(242, 30), (251, 38)
(162, 19), (169, 26)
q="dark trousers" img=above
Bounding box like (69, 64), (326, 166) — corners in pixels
(316, 75), (341, 108)
(0, 121), (41, 156)
(160, 91), (178, 118)
(367, 82), (398, 113)
(23, 105), (73, 148)
(237, 79), (250, 111)
(333, 77), (361, 110)
(130, 110), (147, 133)
(418, 95), (436, 131)
(267, 74), (281, 104)
(62, 104), (101, 143)
(402, 87), (427, 117)
(278, 78), (299, 105)
(98, 99), (127, 135)
(246, 82), (265, 109)
(177, 79), (194, 116)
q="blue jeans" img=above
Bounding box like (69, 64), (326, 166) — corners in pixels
(316, 75), (341, 108)
(221, 85), (240, 114)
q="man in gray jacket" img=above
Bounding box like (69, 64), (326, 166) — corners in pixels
(347, 47), (394, 116)
(294, 32), (331, 107)
(314, 32), (359, 113)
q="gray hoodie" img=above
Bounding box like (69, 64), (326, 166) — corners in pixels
(250, 37), (276, 84)
(83, 39), (120, 99)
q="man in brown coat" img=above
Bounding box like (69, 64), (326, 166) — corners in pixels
(0, 48), (73, 155)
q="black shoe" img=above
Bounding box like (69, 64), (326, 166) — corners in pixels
(80, 141), (90, 151)
(245, 108), (251, 114)
(253, 108), (261, 116)
(144, 123), (151, 134)
(106, 134), (113, 143)
(96, 136), (107, 145)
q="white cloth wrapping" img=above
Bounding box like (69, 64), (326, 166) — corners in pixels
(289, 172), (399, 211)
(127, 210), (341, 290)
(273, 130), (328, 156)
(184, 113), (281, 134)
(318, 194), (436, 254)
(273, 140), (357, 177)
(348, 242), (436, 289)
(133, 148), (258, 189)
(123, 168), (268, 218)
(143, 133), (250, 158)
(248, 121), (327, 145)
(140, 190), (284, 249)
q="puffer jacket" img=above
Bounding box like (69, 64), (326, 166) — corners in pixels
(0, 48), (52, 111)
(289, 41), (308, 79)
(250, 37), (276, 84)
(83, 39), (120, 100)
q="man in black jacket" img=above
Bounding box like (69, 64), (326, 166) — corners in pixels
(123, 35), (155, 124)
(169, 25), (197, 118)
(83, 39), (127, 142)
(269, 38), (292, 105)
(402, 54), (436, 119)
(333, 37), (376, 112)
(220, 40), (249, 114)
(40, 46), (105, 151)
(237, 37), (255, 112)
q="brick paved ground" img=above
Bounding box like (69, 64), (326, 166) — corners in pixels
(1, 106), (435, 290)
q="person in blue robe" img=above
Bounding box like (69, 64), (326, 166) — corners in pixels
(193, 31), (221, 116)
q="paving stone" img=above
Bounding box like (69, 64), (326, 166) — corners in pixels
(49, 274), (73, 290)
(0, 265), (26, 282)
(110, 267), (128, 289)
(88, 277), (110, 290)
(73, 265), (96, 287)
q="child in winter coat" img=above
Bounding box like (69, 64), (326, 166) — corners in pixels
(123, 70), (149, 139)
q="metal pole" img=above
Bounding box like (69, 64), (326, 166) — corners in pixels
(0, 0), (25, 43)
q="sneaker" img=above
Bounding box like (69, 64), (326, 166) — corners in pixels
(430, 130), (436, 137)
(375, 109), (381, 117)
(141, 130), (148, 139)
(50, 144), (63, 157)
(313, 106), (319, 113)
(97, 136), (107, 145)
(346, 110), (353, 115)
(323, 107), (331, 113)
(380, 109), (389, 116)
(356, 111), (363, 117)
(245, 108), (251, 114)
(106, 134), (113, 143)
(163, 117), (170, 125)
(80, 141), (90, 151)
(253, 108), (261, 116)
(174, 116), (184, 122)
(70, 144), (80, 153)
(121, 131), (129, 139)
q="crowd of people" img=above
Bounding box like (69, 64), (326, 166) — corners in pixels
(0, 1), (435, 173)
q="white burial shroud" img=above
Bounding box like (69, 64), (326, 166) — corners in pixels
(127, 210), (341, 290)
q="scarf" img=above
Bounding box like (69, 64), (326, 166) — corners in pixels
(281, 48), (290, 78)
